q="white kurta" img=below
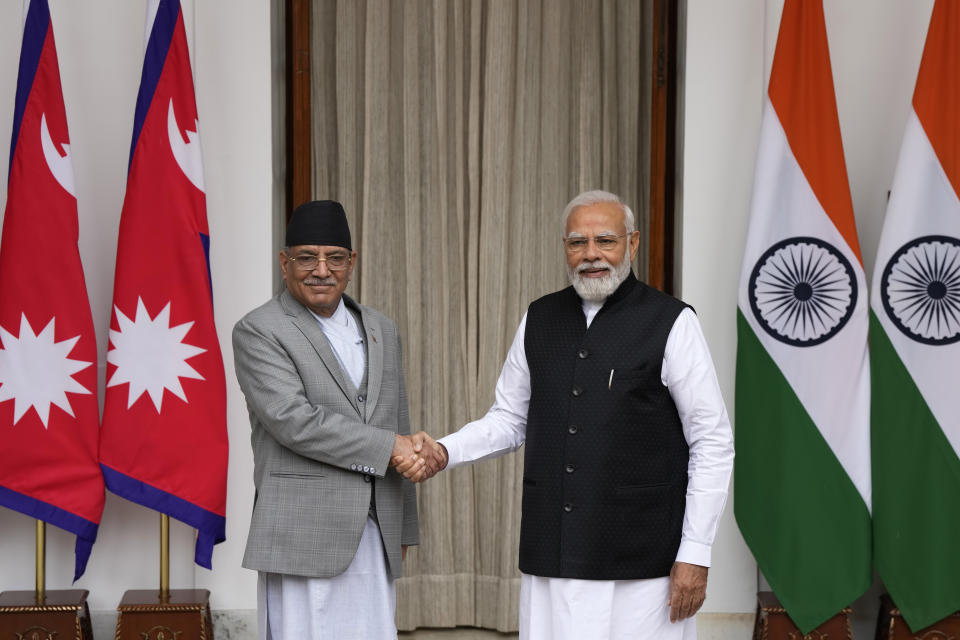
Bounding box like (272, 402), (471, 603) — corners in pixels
(259, 299), (398, 640)
(259, 517), (396, 640)
(439, 302), (734, 640)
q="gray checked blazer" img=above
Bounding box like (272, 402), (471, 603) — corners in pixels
(232, 288), (418, 579)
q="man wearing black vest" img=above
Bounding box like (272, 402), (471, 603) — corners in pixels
(397, 190), (734, 640)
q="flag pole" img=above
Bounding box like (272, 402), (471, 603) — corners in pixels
(160, 514), (170, 601)
(35, 520), (45, 602)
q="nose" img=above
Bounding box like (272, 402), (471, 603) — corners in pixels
(582, 238), (602, 261)
(311, 258), (332, 276)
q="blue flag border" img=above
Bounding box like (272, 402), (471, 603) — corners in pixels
(128, 0), (181, 170)
(9, 0), (49, 179)
(101, 463), (225, 569)
(0, 485), (98, 581)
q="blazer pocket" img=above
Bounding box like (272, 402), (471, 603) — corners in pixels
(270, 471), (326, 479)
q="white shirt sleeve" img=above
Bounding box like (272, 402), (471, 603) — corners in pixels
(663, 308), (735, 568)
(438, 313), (530, 467)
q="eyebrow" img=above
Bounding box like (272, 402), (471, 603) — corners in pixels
(565, 230), (620, 238)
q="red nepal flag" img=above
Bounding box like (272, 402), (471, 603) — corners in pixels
(99, 0), (227, 568)
(0, 0), (104, 580)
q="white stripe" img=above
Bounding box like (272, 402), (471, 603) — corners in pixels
(870, 110), (960, 451)
(739, 100), (871, 509)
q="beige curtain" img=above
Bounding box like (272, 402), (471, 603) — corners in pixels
(310, 0), (651, 630)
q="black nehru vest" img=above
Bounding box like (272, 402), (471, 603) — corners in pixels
(519, 272), (690, 580)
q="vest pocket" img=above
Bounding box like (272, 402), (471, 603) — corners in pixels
(611, 481), (671, 499)
(605, 482), (681, 564)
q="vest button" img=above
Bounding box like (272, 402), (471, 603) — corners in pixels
(568, 425), (578, 435)
(363, 475), (372, 483)
(565, 464), (575, 474)
(571, 387), (582, 397)
(357, 394), (365, 403)
(563, 503), (574, 512)
(577, 349), (589, 359)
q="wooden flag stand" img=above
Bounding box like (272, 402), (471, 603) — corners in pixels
(114, 514), (213, 640)
(752, 591), (852, 640)
(875, 593), (960, 639)
(0, 521), (94, 640)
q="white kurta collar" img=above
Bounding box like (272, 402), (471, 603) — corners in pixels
(309, 298), (365, 389)
(581, 298), (605, 328)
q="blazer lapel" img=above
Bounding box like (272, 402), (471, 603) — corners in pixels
(280, 290), (358, 412)
(357, 303), (384, 420)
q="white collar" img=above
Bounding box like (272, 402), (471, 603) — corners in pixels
(310, 297), (351, 327)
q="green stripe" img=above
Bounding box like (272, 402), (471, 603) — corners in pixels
(870, 311), (960, 631)
(734, 310), (871, 633)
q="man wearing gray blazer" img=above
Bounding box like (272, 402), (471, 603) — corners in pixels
(233, 200), (429, 639)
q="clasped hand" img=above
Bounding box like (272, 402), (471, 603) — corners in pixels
(390, 432), (447, 482)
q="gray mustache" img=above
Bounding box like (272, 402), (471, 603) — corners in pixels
(576, 260), (612, 273)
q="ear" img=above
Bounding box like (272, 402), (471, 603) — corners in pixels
(628, 231), (641, 262)
(279, 250), (290, 277)
(346, 250), (358, 278)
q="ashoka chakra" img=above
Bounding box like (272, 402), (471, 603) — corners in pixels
(748, 237), (857, 347)
(880, 235), (960, 345)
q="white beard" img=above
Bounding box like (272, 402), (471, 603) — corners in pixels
(567, 251), (632, 302)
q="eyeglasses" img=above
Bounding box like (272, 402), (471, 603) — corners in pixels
(286, 252), (352, 271)
(563, 234), (627, 254)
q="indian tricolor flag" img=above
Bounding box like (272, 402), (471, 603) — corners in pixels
(871, 1), (960, 631)
(734, 0), (871, 632)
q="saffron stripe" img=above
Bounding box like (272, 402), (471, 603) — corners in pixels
(767, 0), (862, 262)
(913, 1), (960, 203)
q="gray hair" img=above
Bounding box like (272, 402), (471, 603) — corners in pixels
(561, 190), (635, 235)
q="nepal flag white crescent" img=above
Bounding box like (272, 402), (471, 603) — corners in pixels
(40, 112), (75, 197)
(167, 98), (205, 192)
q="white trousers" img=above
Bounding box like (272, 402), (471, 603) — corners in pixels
(519, 573), (697, 640)
(258, 517), (396, 640)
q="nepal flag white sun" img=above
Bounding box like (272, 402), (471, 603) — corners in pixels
(107, 297), (205, 412)
(0, 314), (92, 427)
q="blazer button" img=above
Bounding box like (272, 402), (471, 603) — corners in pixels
(577, 348), (589, 359)
(350, 464), (358, 471)
(357, 394), (365, 403)
(363, 465), (370, 473)
(571, 387), (582, 397)
(565, 464), (575, 474)
(563, 503), (574, 512)
(568, 425), (578, 435)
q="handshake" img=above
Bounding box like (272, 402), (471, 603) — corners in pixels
(390, 432), (448, 482)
